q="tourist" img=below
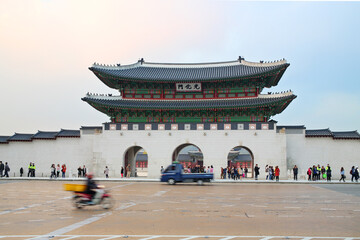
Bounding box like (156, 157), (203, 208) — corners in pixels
(104, 166), (109, 178)
(307, 167), (312, 181)
(32, 163), (36, 177)
(339, 167), (346, 182)
(4, 162), (10, 177)
(234, 167), (238, 180)
(77, 166), (82, 178)
(312, 165), (317, 181)
(126, 164), (131, 178)
(317, 164), (321, 180)
(27, 162), (32, 177)
(350, 166), (355, 182)
(275, 166), (280, 182)
(223, 167), (227, 179)
(56, 164), (61, 178)
(268, 166), (273, 180)
(62, 164), (66, 178)
(0, 161), (4, 177)
(254, 164), (260, 180)
(210, 165), (214, 174)
(20, 167), (23, 177)
(160, 166), (164, 173)
(244, 166), (248, 178)
(121, 166), (124, 178)
(227, 166), (231, 179)
(355, 167), (359, 182)
(50, 164), (56, 179)
(293, 165), (298, 181)
(321, 166), (326, 180)
(83, 165), (87, 177)
(265, 165), (269, 180)
(326, 164), (332, 182)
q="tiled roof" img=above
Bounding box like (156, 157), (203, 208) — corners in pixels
(305, 129), (332, 137)
(306, 129), (360, 139)
(82, 94), (296, 110)
(57, 129), (80, 138)
(33, 131), (58, 139)
(277, 125), (305, 130)
(332, 131), (360, 139)
(8, 133), (34, 141)
(80, 126), (103, 130)
(89, 59), (289, 84)
(0, 136), (10, 144)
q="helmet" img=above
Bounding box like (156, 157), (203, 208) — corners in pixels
(87, 172), (94, 179)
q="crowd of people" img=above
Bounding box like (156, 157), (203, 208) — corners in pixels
(0, 161), (10, 178)
(220, 165), (250, 180)
(183, 164), (214, 174)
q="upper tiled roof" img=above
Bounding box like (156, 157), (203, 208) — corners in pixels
(8, 133), (34, 141)
(89, 58), (289, 85)
(33, 131), (58, 139)
(0, 136), (10, 144)
(82, 93), (296, 110)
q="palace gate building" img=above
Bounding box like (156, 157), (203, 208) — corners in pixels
(1, 57), (359, 179)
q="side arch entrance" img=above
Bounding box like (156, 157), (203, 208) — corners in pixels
(124, 146), (148, 177)
(225, 146), (254, 178)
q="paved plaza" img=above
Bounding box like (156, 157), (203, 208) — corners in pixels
(0, 180), (360, 240)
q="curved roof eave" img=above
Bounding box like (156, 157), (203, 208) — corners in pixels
(89, 59), (289, 84)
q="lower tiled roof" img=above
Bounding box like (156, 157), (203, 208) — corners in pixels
(82, 94), (296, 110)
(305, 129), (333, 137)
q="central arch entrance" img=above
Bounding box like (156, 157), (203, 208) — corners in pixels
(124, 146), (148, 177)
(172, 143), (203, 173)
(225, 146), (254, 179)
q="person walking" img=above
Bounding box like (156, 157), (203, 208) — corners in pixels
(83, 165), (87, 177)
(56, 164), (61, 178)
(275, 166), (280, 182)
(77, 166), (82, 178)
(307, 167), (312, 181)
(0, 161), (4, 177)
(254, 164), (260, 180)
(326, 164), (332, 182)
(50, 164), (56, 179)
(339, 167), (346, 182)
(20, 167), (23, 177)
(4, 162), (10, 177)
(293, 165), (298, 181)
(32, 163), (36, 177)
(350, 166), (355, 182)
(61, 164), (67, 178)
(126, 164), (131, 178)
(104, 166), (109, 178)
(27, 162), (32, 177)
(121, 166), (124, 178)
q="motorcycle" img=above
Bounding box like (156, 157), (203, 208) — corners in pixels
(69, 185), (113, 209)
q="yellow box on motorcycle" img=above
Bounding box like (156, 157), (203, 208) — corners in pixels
(63, 184), (86, 192)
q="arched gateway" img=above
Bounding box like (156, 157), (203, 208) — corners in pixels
(227, 146), (254, 178)
(172, 143), (203, 169)
(124, 146), (148, 177)
(82, 57), (296, 178)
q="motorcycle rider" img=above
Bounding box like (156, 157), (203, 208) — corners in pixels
(85, 172), (99, 203)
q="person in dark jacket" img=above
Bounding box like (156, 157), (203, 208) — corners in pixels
(326, 164), (332, 182)
(20, 167), (24, 177)
(85, 173), (98, 202)
(4, 162), (10, 177)
(0, 161), (4, 177)
(293, 165), (298, 181)
(254, 164), (260, 180)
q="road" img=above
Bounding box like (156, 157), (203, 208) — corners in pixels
(0, 180), (359, 240)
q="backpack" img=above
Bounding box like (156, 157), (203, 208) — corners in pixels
(350, 170), (353, 175)
(5, 165), (10, 171)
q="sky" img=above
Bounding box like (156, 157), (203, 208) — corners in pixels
(1, 0), (360, 136)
